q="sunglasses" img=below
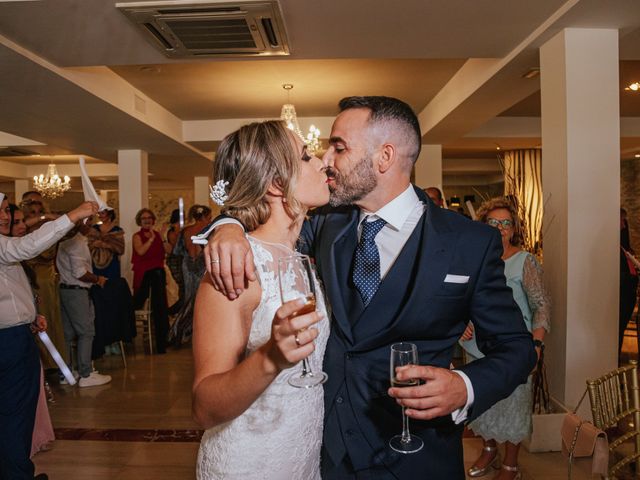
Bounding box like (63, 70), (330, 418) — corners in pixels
(486, 218), (514, 229)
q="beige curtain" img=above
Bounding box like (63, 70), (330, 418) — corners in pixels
(503, 149), (543, 254)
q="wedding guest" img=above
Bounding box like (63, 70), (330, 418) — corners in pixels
(424, 186), (444, 207)
(460, 196), (551, 480)
(9, 205), (37, 287)
(20, 191), (58, 230)
(56, 222), (111, 388)
(619, 208), (639, 355)
(193, 120), (330, 479)
(0, 194), (98, 480)
(88, 209), (135, 357)
(22, 197), (67, 370)
(131, 208), (169, 353)
(168, 204), (210, 346)
(9, 204), (28, 237)
(165, 208), (185, 315)
(30, 359), (55, 458)
(131, 208), (165, 293)
(8, 204), (56, 457)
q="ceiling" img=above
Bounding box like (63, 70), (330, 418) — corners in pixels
(501, 60), (640, 117)
(0, 0), (639, 190)
(110, 59), (466, 120)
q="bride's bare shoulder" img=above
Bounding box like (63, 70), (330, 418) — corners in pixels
(196, 275), (262, 325)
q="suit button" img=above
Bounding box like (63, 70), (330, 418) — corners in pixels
(346, 353), (352, 360)
(336, 396), (344, 404)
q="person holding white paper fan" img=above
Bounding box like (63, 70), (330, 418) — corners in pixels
(0, 193), (98, 480)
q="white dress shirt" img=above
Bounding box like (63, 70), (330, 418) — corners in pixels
(0, 214), (74, 329)
(56, 232), (93, 288)
(360, 185), (474, 424)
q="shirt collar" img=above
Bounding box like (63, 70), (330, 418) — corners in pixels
(359, 185), (420, 231)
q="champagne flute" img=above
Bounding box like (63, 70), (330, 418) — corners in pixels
(277, 254), (328, 388)
(389, 342), (424, 454)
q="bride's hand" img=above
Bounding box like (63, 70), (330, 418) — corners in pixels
(264, 297), (323, 373)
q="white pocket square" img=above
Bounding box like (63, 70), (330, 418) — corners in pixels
(444, 274), (469, 284)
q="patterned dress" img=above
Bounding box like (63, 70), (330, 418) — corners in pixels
(196, 237), (329, 479)
(461, 251), (551, 444)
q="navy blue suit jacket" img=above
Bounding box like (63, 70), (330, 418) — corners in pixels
(299, 186), (536, 479)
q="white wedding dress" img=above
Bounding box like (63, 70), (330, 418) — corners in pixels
(196, 236), (329, 480)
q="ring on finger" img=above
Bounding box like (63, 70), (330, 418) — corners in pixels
(295, 335), (301, 346)
(210, 259), (220, 265)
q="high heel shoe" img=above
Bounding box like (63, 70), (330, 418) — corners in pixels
(467, 445), (501, 477)
(44, 380), (55, 404)
(498, 463), (521, 480)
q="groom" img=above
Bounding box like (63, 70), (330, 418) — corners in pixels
(202, 96), (536, 478)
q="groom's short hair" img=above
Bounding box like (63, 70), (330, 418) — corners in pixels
(338, 96), (422, 165)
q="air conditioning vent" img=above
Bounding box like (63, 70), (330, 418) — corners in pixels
(116, 0), (290, 58)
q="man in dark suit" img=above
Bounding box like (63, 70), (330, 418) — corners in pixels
(202, 96), (536, 479)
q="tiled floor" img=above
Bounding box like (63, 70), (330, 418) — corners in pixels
(33, 331), (638, 479)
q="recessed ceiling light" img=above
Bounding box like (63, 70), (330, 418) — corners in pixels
(625, 82), (640, 91)
(635, 154), (640, 158)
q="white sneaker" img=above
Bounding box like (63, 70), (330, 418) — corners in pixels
(78, 372), (112, 388)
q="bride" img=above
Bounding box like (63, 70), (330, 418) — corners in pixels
(192, 120), (330, 479)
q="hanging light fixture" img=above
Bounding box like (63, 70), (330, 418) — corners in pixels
(625, 82), (640, 92)
(280, 84), (322, 154)
(306, 125), (321, 155)
(33, 164), (71, 199)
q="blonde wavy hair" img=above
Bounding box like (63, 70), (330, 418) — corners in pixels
(213, 120), (303, 232)
(476, 196), (524, 246)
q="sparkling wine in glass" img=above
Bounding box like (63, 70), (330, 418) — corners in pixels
(389, 342), (424, 454)
(277, 254), (328, 388)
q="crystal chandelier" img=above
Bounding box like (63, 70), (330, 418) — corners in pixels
(33, 164), (71, 199)
(280, 84), (322, 154)
(306, 125), (321, 155)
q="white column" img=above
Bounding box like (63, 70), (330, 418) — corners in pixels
(540, 29), (620, 413)
(414, 145), (443, 193)
(118, 150), (148, 287)
(14, 179), (29, 203)
(194, 176), (210, 205)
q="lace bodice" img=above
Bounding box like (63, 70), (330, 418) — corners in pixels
(196, 237), (330, 480)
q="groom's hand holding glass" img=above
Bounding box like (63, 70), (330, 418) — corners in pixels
(388, 365), (468, 421)
(263, 297), (323, 373)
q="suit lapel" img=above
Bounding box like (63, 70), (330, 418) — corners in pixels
(322, 210), (359, 344)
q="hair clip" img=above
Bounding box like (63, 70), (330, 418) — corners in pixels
(209, 180), (229, 206)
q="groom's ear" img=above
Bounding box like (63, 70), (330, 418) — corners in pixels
(378, 143), (396, 174)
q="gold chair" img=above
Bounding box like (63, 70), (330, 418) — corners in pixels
(587, 359), (640, 479)
(134, 296), (154, 354)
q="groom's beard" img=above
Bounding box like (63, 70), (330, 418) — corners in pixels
(328, 154), (377, 207)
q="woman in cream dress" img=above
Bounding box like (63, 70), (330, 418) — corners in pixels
(193, 120), (330, 479)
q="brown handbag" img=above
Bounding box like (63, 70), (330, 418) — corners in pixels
(560, 390), (609, 479)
